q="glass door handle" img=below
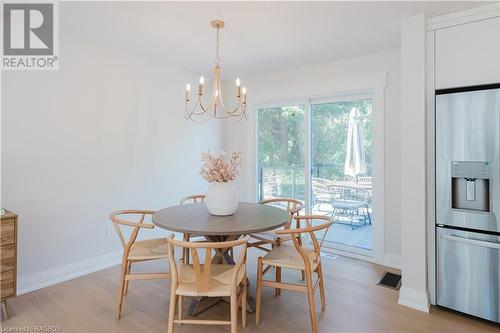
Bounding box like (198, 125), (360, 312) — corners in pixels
(441, 234), (500, 249)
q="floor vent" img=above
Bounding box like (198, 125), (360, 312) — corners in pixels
(377, 272), (401, 290)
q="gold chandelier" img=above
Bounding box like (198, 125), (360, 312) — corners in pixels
(184, 20), (247, 122)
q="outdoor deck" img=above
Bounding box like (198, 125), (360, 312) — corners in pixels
(313, 203), (373, 250)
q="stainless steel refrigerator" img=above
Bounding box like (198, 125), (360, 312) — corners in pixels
(436, 83), (500, 323)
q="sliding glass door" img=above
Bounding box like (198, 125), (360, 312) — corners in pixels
(257, 104), (305, 202)
(310, 98), (373, 254)
(257, 94), (374, 256)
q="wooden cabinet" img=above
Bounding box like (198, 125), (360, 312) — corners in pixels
(1, 210), (17, 320)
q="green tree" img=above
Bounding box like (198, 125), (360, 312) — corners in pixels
(258, 105), (305, 168)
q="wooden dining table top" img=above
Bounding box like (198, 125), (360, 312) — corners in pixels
(152, 202), (291, 236)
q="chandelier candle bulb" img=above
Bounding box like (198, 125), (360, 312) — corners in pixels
(242, 87), (247, 103)
(236, 78), (241, 97)
(198, 76), (205, 95)
(185, 84), (191, 101)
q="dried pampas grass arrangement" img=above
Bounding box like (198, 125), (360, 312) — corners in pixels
(200, 150), (242, 183)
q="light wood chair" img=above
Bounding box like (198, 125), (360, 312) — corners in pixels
(179, 195), (206, 264)
(109, 210), (171, 319)
(166, 235), (250, 333)
(255, 215), (332, 333)
(248, 198), (304, 252)
(249, 198), (305, 281)
(180, 194), (206, 205)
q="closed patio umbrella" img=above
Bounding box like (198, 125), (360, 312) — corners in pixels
(344, 107), (366, 182)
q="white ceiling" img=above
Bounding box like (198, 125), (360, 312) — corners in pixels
(62, 1), (488, 77)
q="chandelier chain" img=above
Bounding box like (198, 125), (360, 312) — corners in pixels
(215, 27), (221, 66)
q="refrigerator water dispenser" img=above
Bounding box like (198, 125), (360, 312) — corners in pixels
(451, 161), (490, 212)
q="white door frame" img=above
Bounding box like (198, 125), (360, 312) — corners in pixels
(244, 73), (387, 264)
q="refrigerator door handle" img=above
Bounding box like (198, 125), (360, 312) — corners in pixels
(441, 234), (500, 249)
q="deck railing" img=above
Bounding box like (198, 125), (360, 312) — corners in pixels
(257, 164), (372, 201)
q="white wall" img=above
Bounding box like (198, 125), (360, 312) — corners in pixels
(1, 32), (221, 293)
(224, 49), (402, 265)
(398, 13), (430, 313)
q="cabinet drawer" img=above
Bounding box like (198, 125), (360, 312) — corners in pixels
(0, 269), (14, 299)
(0, 244), (15, 272)
(0, 219), (15, 246)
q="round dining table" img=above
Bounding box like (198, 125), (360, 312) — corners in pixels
(152, 201), (291, 315)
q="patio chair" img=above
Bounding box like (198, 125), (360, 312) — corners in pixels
(329, 185), (371, 229)
(263, 172), (283, 198)
(311, 178), (334, 211)
(357, 176), (372, 187)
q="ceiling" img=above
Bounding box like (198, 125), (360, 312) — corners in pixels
(62, 1), (489, 77)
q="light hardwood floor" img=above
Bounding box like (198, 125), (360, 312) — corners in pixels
(3, 252), (499, 333)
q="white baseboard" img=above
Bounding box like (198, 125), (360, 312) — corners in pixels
(322, 247), (374, 263)
(398, 286), (431, 313)
(17, 250), (122, 295)
(382, 253), (401, 270)
(322, 248), (402, 271)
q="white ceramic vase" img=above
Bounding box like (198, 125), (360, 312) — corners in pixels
(205, 181), (239, 216)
